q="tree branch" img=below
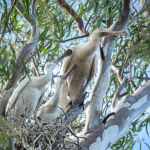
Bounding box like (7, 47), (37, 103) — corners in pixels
(57, 0), (87, 35)
(121, 31), (150, 78)
(111, 77), (128, 111)
(4, 0), (39, 90)
(73, 80), (150, 150)
(111, 64), (123, 83)
(0, 0), (17, 41)
(84, 0), (132, 134)
(128, 1), (150, 26)
(54, 33), (89, 43)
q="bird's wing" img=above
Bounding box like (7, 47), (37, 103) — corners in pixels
(86, 55), (98, 86)
(5, 78), (30, 113)
(60, 48), (75, 74)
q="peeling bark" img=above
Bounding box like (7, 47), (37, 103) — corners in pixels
(73, 78), (150, 150)
(4, 0), (39, 90)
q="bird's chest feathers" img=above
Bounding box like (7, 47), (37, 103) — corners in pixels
(68, 58), (93, 82)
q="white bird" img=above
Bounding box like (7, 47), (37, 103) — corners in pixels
(59, 28), (128, 111)
(37, 65), (78, 123)
(5, 50), (72, 117)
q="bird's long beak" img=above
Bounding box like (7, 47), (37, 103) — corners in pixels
(53, 49), (72, 63)
(61, 64), (78, 79)
(101, 30), (129, 37)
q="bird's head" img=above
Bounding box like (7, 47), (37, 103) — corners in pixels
(44, 49), (73, 75)
(89, 28), (106, 40)
(44, 61), (56, 75)
(90, 28), (128, 41)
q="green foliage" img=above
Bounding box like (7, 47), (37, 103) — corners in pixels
(0, 117), (15, 150)
(0, 0), (150, 149)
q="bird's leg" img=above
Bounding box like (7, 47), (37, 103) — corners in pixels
(60, 65), (78, 108)
(100, 45), (105, 61)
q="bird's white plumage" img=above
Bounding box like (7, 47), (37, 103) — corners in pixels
(37, 78), (65, 123)
(59, 28), (128, 112)
(5, 62), (56, 117)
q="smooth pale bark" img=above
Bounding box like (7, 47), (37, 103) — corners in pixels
(71, 0), (150, 149)
(84, 0), (131, 133)
(72, 80), (150, 150)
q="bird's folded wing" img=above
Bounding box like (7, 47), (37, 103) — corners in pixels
(5, 78), (30, 113)
(86, 55), (98, 86)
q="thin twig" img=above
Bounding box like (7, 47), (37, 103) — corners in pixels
(54, 33), (89, 43)
(121, 31), (150, 78)
(136, 76), (150, 80)
(0, 0), (17, 41)
(25, 42), (44, 64)
(85, 15), (93, 32)
(128, 60), (132, 82)
(111, 65), (123, 83)
(111, 77), (128, 110)
(128, 4), (150, 27)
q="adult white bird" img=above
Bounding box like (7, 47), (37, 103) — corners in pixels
(59, 28), (128, 111)
(37, 64), (78, 123)
(5, 50), (72, 117)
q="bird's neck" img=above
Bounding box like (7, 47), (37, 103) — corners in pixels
(34, 74), (52, 88)
(85, 37), (100, 57)
(46, 79), (64, 112)
(89, 34), (100, 48)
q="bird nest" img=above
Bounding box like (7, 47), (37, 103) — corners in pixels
(7, 114), (81, 150)
(2, 87), (88, 149)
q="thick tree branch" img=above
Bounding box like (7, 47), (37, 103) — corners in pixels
(57, 0), (86, 35)
(4, 0), (39, 90)
(73, 80), (150, 150)
(110, 0), (131, 31)
(84, 0), (132, 135)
